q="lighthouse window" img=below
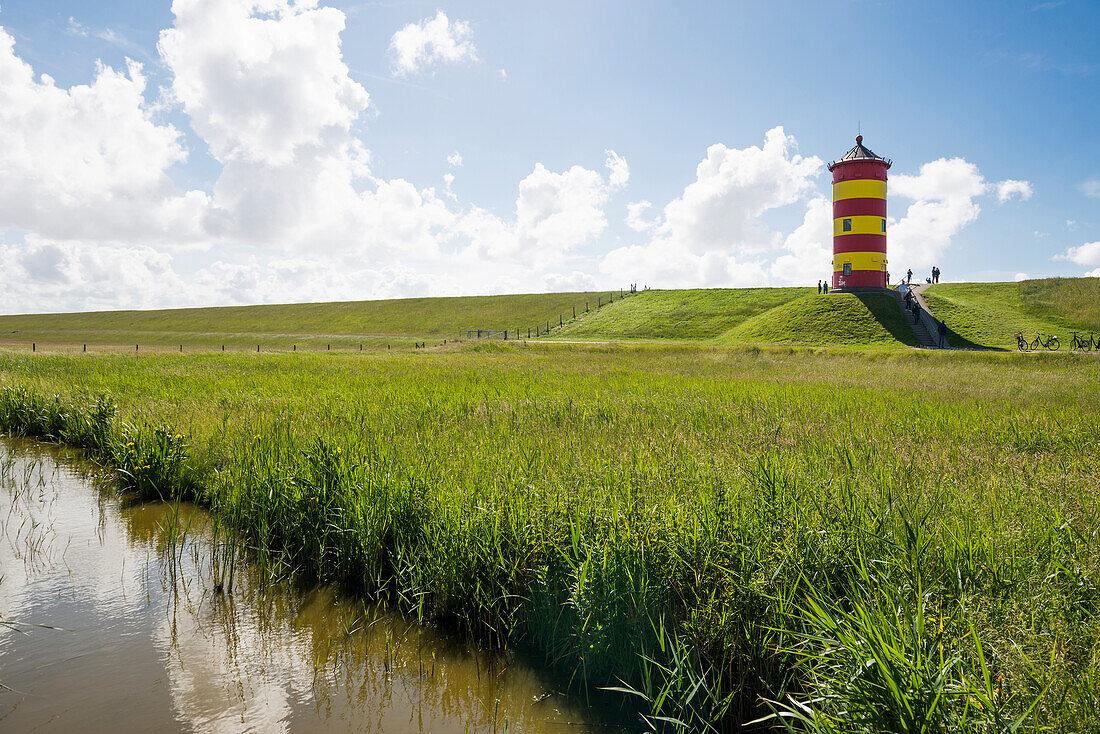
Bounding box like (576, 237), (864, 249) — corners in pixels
(843, 263), (853, 276)
(843, 218), (852, 232)
(881, 219), (886, 232)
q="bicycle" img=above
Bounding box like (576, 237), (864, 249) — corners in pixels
(1016, 331), (1029, 351)
(1070, 332), (1092, 351)
(1029, 333), (1060, 351)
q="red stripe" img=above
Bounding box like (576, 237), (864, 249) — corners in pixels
(831, 270), (887, 289)
(833, 198), (886, 219)
(833, 234), (886, 253)
(831, 160), (890, 183)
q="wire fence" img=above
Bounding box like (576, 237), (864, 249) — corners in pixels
(464, 286), (640, 340)
(12, 287), (645, 354)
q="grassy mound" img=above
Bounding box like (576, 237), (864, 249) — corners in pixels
(552, 288), (811, 340)
(923, 278), (1100, 349)
(720, 292), (919, 347)
(0, 291), (616, 348)
(1019, 277), (1100, 331)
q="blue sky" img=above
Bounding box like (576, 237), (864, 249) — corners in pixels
(0, 0), (1097, 312)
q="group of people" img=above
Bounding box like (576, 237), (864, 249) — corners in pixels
(905, 266), (942, 285)
(903, 288), (949, 347)
(814, 273), (949, 347)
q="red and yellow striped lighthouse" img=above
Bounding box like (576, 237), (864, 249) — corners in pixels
(829, 136), (891, 289)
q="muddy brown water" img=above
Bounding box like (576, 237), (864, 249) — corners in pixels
(0, 439), (634, 733)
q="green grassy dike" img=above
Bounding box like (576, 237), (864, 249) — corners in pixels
(0, 290), (619, 347)
(2, 344), (1099, 731)
(924, 278), (1100, 350)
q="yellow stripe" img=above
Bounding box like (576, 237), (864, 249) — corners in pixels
(833, 215), (886, 236)
(832, 179), (886, 201)
(833, 251), (888, 272)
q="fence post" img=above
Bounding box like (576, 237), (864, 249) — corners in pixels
(586, 302), (589, 312)
(222, 345), (225, 352)
(136, 344), (139, 352)
(293, 344), (296, 352)
(83, 344), (86, 352)
(257, 344), (260, 353)
(32, 343), (35, 352)
(560, 315), (563, 327)
(573, 306), (576, 318)
(180, 345), (183, 352)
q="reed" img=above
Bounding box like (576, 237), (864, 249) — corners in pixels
(0, 344), (1097, 730)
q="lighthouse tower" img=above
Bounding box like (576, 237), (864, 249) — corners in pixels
(828, 136), (891, 289)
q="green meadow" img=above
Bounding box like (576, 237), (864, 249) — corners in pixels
(924, 277), (1100, 350)
(1, 342), (1098, 731)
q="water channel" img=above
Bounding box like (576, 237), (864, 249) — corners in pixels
(0, 439), (632, 733)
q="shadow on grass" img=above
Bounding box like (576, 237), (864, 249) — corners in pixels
(853, 293), (921, 347)
(943, 326), (1002, 351)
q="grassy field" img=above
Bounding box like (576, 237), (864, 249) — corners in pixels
(1, 343), (1098, 731)
(719, 292), (919, 347)
(1019, 277), (1100, 331)
(0, 290), (624, 349)
(924, 278), (1100, 349)
(552, 288), (810, 340)
(6, 278), (1099, 354)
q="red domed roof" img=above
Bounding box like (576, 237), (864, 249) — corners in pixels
(828, 136), (892, 171)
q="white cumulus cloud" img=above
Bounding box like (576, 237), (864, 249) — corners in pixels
(996, 179), (1033, 202)
(515, 163), (612, 253)
(389, 11), (477, 77)
(769, 196), (833, 285)
(602, 126), (822, 287)
(0, 27), (209, 246)
(605, 149), (629, 190)
(888, 158), (987, 271)
(1081, 179), (1100, 198)
(625, 200), (655, 232)
(0, 236), (190, 314)
(1057, 241), (1100, 267)
(159, 0), (370, 167)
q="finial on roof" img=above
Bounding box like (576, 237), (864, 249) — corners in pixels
(856, 135), (863, 144)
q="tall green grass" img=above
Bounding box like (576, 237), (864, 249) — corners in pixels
(0, 344), (1097, 730)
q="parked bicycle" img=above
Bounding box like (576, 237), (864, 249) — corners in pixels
(1016, 331), (1029, 351)
(1070, 332), (1093, 351)
(1029, 333), (1060, 351)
